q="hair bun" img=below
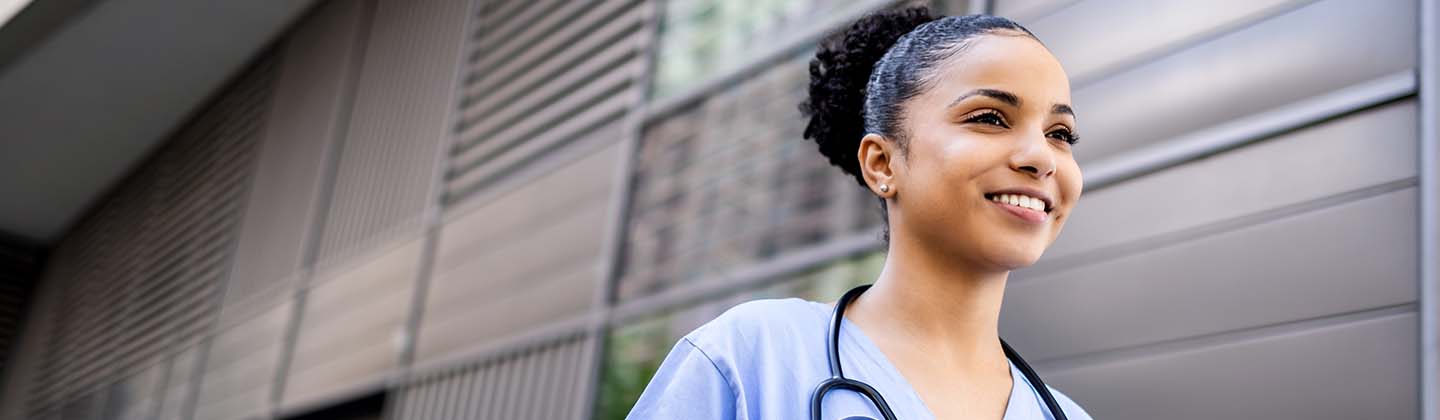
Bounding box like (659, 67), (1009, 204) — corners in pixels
(798, 6), (937, 186)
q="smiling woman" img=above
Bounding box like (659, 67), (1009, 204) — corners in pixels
(625, 6), (1091, 420)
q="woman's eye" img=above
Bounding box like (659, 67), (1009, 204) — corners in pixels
(1047, 128), (1080, 145)
(965, 111), (1007, 127)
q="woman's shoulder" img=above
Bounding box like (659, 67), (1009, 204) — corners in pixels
(629, 298), (831, 419)
(683, 297), (826, 356)
(1044, 385), (1094, 420)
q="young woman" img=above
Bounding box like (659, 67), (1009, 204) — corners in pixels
(626, 7), (1091, 420)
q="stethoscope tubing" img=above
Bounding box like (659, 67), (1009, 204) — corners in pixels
(810, 284), (1067, 420)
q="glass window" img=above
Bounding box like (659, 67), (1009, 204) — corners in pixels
(594, 252), (884, 419)
(650, 0), (873, 98)
(619, 53), (882, 302)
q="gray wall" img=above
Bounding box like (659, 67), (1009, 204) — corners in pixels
(994, 0), (1424, 418)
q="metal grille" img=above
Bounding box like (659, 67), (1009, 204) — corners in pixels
(25, 52), (277, 415)
(221, 0), (374, 312)
(314, 0), (470, 268)
(442, 0), (654, 207)
(387, 333), (594, 420)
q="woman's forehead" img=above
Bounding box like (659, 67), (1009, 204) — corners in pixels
(923, 35), (1071, 109)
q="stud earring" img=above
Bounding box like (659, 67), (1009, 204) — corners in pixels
(879, 184), (890, 193)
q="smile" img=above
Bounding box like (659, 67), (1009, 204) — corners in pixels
(985, 193), (1050, 224)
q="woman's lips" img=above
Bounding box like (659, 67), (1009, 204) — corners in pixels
(989, 199), (1048, 224)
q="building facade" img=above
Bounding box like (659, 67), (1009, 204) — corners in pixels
(0, 0), (1436, 419)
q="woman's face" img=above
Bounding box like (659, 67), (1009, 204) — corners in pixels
(881, 33), (1082, 272)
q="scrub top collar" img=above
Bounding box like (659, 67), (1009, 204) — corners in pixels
(810, 299), (1045, 420)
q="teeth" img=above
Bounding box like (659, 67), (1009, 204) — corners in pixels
(990, 193), (1046, 212)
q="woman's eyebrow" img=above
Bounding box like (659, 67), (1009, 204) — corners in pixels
(1052, 103), (1074, 117)
(948, 89), (1075, 118)
(948, 88), (1021, 109)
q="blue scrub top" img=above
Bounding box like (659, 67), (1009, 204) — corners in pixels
(626, 298), (1092, 420)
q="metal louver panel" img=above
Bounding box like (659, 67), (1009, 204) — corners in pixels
(0, 239), (42, 385)
(387, 334), (593, 420)
(443, 0), (653, 207)
(314, 0), (469, 267)
(222, 0), (373, 314)
(26, 52), (277, 415)
(616, 52), (879, 301)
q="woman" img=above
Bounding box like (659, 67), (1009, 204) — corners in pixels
(626, 7), (1090, 420)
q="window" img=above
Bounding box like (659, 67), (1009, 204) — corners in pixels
(650, 0), (879, 98)
(619, 54), (882, 301)
(594, 252), (883, 419)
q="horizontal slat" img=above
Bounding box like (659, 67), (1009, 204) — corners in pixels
(466, 0), (636, 93)
(446, 2), (649, 218)
(460, 25), (642, 138)
(114, 285), (220, 364)
(467, 0), (553, 51)
(393, 335), (592, 420)
(201, 348), (279, 396)
(303, 239), (421, 318)
(281, 341), (394, 408)
(195, 345), (278, 415)
(1044, 311), (1417, 420)
(1029, 0), (1310, 84)
(417, 266), (593, 362)
(135, 178), (248, 265)
(291, 289), (409, 368)
(204, 302), (290, 369)
(453, 4), (643, 147)
(1080, 71), (1414, 191)
(458, 41), (640, 135)
(1044, 100), (1415, 262)
(284, 240), (420, 397)
(127, 242), (230, 310)
(435, 142), (619, 272)
(468, 0), (593, 73)
(194, 385), (269, 420)
(124, 263), (226, 331)
(446, 99), (629, 204)
(1004, 186), (1417, 361)
(425, 200), (608, 317)
(455, 60), (636, 159)
(1069, 0), (1415, 164)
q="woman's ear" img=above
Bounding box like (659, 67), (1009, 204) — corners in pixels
(858, 133), (897, 198)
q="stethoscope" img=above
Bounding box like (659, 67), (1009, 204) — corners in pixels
(810, 284), (1068, 420)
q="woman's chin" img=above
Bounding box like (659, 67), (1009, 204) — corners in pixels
(981, 244), (1047, 271)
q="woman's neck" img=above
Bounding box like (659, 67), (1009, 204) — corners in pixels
(847, 233), (1011, 373)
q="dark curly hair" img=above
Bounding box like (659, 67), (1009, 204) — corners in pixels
(797, 6), (1037, 242)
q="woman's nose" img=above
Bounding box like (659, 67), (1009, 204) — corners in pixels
(1011, 135), (1057, 178)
